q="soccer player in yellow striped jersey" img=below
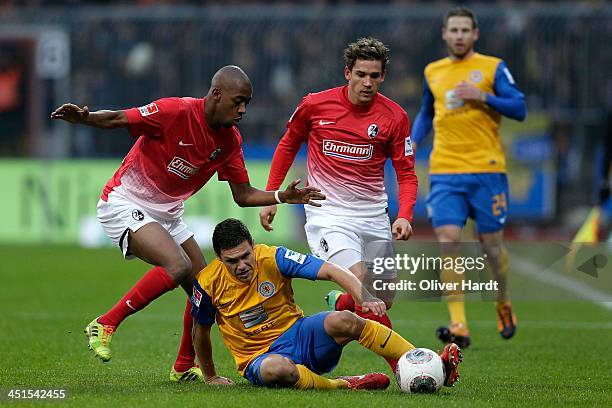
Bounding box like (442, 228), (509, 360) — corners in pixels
(190, 218), (463, 390)
(411, 7), (526, 348)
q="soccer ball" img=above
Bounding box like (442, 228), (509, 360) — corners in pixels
(395, 348), (445, 393)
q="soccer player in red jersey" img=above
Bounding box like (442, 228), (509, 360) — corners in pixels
(51, 65), (324, 383)
(259, 38), (418, 372)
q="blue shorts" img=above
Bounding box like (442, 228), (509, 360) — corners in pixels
(244, 312), (343, 386)
(427, 173), (509, 234)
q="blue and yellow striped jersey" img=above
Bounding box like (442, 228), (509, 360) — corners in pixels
(414, 53), (525, 174)
(191, 244), (323, 374)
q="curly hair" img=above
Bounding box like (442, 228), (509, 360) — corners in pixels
(344, 37), (390, 72)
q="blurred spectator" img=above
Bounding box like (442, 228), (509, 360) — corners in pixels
(0, 0), (609, 157)
(0, 45), (26, 156)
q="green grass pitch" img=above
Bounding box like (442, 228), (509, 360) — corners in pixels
(1, 245), (611, 407)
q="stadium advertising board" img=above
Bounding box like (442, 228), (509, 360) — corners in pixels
(387, 114), (556, 221)
(0, 160), (299, 246)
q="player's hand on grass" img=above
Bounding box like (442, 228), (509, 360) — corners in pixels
(454, 81), (486, 102)
(361, 296), (387, 317)
(392, 218), (413, 240)
(280, 179), (326, 207)
(205, 375), (235, 386)
(51, 103), (90, 124)
(259, 205), (277, 231)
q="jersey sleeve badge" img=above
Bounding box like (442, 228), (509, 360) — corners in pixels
(138, 102), (159, 117)
(284, 249), (306, 264)
(405, 136), (414, 156)
(192, 286), (203, 307)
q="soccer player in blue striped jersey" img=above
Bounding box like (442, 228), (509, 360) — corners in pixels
(411, 7), (526, 348)
(190, 218), (463, 389)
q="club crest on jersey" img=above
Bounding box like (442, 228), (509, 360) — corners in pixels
(367, 123), (379, 138)
(469, 70), (483, 83)
(258, 281), (276, 298)
(167, 156), (200, 179)
(131, 209), (145, 221)
(138, 102), (159, 117)
(322, 139), (373, 161)
(209, 148), (221, 161)
(320, 238), (329, 253)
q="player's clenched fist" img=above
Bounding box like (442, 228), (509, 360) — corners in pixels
(392, 217), (413, 240)
(50, 103), (90, 124)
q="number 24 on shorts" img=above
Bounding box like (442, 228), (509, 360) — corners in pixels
(491, 192), (507, 216)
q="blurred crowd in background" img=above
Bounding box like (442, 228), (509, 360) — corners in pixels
(0, 1), (611, 222)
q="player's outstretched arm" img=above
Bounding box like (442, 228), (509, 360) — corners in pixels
(390, 111), (418, 232)
(193, 323), (234, 386)
(51, 103), (128, 129)
(259, 179), (325, 231)
(229, 179), (325, 208)
(317, 262), (386, 317)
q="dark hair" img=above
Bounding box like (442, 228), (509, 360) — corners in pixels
(212, 218), (253, 255)
(344, 37), (390, 72)
(444, 7), (478, 29)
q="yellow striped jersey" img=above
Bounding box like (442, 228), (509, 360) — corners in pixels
(191, 244), (324, 375)
(415, 53), (525, 174)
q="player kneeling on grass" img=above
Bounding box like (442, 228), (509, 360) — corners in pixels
(191, 219), (463, 389)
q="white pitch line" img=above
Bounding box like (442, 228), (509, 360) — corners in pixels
(2, 311), (182, 321)
(5, 313), (612, 329)
(511, 255), (612, 312)
(390, 320), (612, 330)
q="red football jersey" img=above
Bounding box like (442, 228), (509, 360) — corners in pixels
(266, 86), (417, 220)
(101, 97), (249, 218)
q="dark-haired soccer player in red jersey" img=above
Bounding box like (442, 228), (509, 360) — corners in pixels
(51, 65), (324, 383)
(259, 38), (418, 373)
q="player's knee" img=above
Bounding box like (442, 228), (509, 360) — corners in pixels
(481, 241), (503, 261)
(485, 245), (502, 261)
(327, 310), (363, 338)
(436, 226), (461, 245)
(165, 254), (193, 283)
(259, 356), (298, 387)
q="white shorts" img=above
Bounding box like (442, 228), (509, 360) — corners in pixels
(96, 191), (193, 259)
(304, 212), (396, 277)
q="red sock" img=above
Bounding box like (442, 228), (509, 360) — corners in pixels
(98, 266), (177, 328)
(173, 299), (196, 372)
(355, 304), (398, 372)
(335, 293), (356, 311)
